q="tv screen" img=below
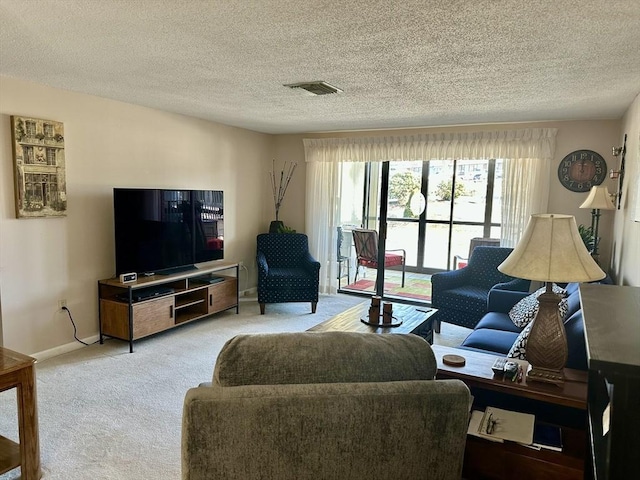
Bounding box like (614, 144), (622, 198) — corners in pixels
(113, 188), (223, 276)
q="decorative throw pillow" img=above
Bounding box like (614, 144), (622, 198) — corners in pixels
(508, 284), (567, 328)
(507, 298), (569, 360)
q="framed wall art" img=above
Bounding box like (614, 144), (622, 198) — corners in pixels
(10, 116), (67, 218)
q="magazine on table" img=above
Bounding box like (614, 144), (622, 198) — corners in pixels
(476, 406), (535, 445)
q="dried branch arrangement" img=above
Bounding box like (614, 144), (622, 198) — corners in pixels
(270, 159), (297, 221)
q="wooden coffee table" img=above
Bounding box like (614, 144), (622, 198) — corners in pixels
(307, 301), (437, 343)
(431, 344), (588, 480)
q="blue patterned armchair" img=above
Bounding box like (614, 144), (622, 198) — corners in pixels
(257, 233), (321, 314)
(430, 246), (530, 331)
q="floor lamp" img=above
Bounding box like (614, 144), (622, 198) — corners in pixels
(579, 186), (615, 257)
(498, 214), (605, 385)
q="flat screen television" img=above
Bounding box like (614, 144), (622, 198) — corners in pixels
(113, 188), (224, 276)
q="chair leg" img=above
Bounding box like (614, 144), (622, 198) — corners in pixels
(259, 303), (265, 314)
(311, 302), (317, 313)
(401, 260), (406, 287)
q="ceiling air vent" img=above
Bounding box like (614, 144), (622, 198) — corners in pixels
(284, 81), (343, 96)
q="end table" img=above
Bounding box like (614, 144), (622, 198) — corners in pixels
(0, 347), (41, 479)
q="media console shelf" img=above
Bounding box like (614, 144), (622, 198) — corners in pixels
(98, 262), (239, 352)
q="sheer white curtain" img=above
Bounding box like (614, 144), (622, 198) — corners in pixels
(303, 128), (557, 292)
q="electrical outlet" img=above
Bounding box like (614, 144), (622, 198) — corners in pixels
(58, 299), (67, 309)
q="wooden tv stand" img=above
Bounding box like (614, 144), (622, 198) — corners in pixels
(98, 262), (239, 352)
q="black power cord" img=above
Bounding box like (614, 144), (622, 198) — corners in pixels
(62, 306), (98, 346)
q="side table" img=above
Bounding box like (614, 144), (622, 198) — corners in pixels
(431, 345), (588, 480)
(0, 347), (41, 479)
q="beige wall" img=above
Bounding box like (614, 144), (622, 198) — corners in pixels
(276, 119), (626, 277)
(612, 93), (640, 286)
(1, 76), (274, 355)
(1, 75), (636, 357)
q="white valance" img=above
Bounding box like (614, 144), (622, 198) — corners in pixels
(303, 128), (557, 163)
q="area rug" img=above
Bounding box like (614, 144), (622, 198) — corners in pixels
(345, 278), (431, 301)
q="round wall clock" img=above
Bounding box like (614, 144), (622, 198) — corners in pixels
(557, 150), (607, 192)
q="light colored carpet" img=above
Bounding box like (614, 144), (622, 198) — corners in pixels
(0, 294), (469, 480)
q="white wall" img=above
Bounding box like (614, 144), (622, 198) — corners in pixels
(2, 75), (636, 356)
(0, 76), (274, 355)
(612, 93), (640, 286)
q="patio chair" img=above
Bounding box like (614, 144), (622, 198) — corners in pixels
(352, 228), (406, 287)
(453, 237), (501, 269)
(337, 226), (350, 287)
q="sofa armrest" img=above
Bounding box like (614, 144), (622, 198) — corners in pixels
(301, 251), (321, 275)
(487, 288), (529, 313)
(256, 251), (268, 277)
(493, 278), (531, 293)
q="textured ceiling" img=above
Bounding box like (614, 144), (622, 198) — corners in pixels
(1, 0), (639, 134)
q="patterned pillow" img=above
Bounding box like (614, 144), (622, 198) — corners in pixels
(508, 284), (567, 328)
(507, 298), (569, 360)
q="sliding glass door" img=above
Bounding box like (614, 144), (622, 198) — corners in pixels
(338, 158), (502, 301)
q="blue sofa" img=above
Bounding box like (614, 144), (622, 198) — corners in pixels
(459, 282), (587, 371)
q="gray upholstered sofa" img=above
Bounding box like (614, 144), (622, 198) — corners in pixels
(182, 332), (470, 480)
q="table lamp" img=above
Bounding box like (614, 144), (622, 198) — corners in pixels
(579, 186), (615, 257)
(498, 214), (605, 384)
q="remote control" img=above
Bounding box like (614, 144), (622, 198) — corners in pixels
(491, 357), (507, 374)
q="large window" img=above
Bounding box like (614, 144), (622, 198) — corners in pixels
(304, 128), (556, 295)
(340, 158), (502, 279)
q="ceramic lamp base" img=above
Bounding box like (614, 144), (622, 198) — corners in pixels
(525, 287), (568, 386)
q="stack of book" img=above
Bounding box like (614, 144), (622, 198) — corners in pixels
(530, 423), (563, 451)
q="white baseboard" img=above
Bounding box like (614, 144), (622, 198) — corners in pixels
(33, 335), (101, 362)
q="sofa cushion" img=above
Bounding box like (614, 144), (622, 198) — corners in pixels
(460, 328), (519, 355)
(261, 267), (318, 288)
(214, 331), (437, 386)
(509, 283), (567, 328)
(475, 312), (522, 333)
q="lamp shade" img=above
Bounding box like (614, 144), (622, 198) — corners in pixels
(579, 186), (615, 210)
(498, 214), (605, 283)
